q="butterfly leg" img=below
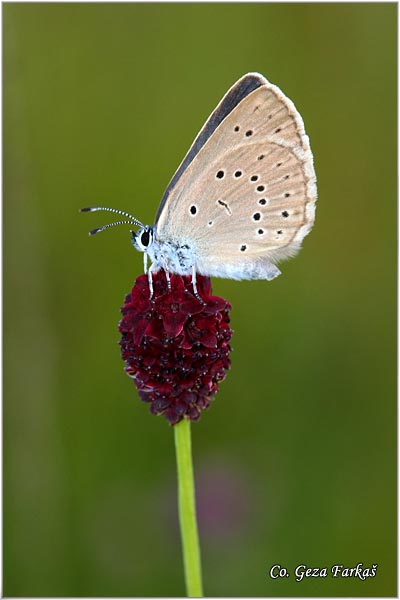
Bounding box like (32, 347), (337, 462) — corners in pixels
(191, 265), (204, 304)
(165, 269), (172, 291)
(147, 263), (156, 299)
(143, 252), (148, 274)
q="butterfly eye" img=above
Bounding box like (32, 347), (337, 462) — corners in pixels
(141, 229), (151, 247)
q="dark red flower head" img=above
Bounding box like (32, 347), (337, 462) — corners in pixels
(119, 271), (233, 424)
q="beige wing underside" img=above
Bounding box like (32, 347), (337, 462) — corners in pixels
(156, 77), (317, 280)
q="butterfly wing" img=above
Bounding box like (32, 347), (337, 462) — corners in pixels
(154, 73), (266, 224)
(155, 73), (317, 280)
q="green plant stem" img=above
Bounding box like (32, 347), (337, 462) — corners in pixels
(174, 418), (203, 597)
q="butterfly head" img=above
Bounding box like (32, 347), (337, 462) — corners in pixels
(81, 205), (160, 271)
(131, 226), (154, 253)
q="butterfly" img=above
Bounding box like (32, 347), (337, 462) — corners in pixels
(82, 72), (317, 297)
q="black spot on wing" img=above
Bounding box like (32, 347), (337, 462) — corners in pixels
(155, 73), (266, 224)
(217, 199), (232, 215)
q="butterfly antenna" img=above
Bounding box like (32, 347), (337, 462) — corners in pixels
(80, 206), (144, 228)
(88, 220), (138, 236)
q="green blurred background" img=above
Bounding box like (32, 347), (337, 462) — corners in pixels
(4, 3), (396, 597)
